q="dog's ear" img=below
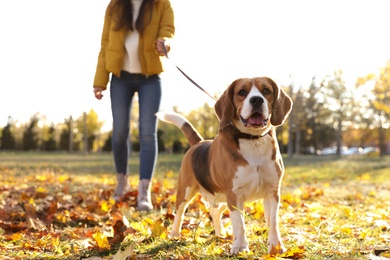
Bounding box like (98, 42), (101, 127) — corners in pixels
(268, 78), (293, 126)
(214, 79), (237, 128)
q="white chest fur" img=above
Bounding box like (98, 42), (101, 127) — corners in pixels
(232, 135), (280, 202)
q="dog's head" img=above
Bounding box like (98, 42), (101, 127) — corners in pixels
(215, 77), (293, 135)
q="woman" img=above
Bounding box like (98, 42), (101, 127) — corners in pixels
(93, 0), (175, 211)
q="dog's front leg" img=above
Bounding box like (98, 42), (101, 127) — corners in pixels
(263, 192), (285, 254)
(228, 194), (249, 254)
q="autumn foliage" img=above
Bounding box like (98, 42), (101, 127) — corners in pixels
(0, 153), (389, 259)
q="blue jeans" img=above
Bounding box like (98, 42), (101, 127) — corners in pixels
(110, 71), (161, 180)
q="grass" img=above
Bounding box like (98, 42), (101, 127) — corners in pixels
(0, 152), (389, 259)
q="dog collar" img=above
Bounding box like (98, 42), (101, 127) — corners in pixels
(233, 131), (263, 140)
(222, 123), (269, 141)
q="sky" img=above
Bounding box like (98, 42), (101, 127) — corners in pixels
(1, 0), (390, 131)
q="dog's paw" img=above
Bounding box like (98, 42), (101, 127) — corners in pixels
(269, 242), (286, 255)
(231, 239), (249, 254)
(230, 245), (250, 255)
(168, 229), (181, 239)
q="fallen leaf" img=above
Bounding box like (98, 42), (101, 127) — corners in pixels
(113, 244), (134, 260)
(27, 217), (46, 231)
(280, 246), (305, 259)
(92, 231), (110, 249)
(25, 199), (37, 218)
(151, 218), (167, 238)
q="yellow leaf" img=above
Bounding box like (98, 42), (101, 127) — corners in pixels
(35, 175), (48, 181)
(165, 170), (174, 178)
(195, 235), (206, 244)
(341, 227), (352, 235)
(359, 231), (367, 240)
(151, 219), (167, 238)
(280, 245), (305, 259)
(130, 222), (146, 232)
(282, 193), (300, 206)
(238, 250), (254, 258)
(100, 200), (109, 213)
(206, 242), (224, 255)
(343, 207), (352, 217)
(52, 236), (60, 247)
(181, 229), (190, 236)
(11, 233), (23, 241)
(253, 202), (264, 219)
(163, 179), (174, 190)
(142, 217), (154, 226)
(263, 254), (277, 260)
(92, 231), (110, 249)
(36, 186), (48, 194)
(28, 197), (36, 205)
(58, 175), (69, 182)
(381, 252), (390, 257)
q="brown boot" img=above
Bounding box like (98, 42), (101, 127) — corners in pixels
(113, 174), (130, 203)
(137, 179), (153, 211)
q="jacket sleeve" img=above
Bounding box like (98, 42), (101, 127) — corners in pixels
(157, 0), (175, 54)
(93, 4), (112, 89)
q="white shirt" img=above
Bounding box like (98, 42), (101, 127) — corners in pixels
(122, 0), (143, 73)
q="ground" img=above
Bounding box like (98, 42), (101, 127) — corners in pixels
(0, 152), (389, 259)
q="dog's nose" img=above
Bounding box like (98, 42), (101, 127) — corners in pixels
(249, 96), (264, 107)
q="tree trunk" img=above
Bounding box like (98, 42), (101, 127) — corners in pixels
(69, 116), (73, 153)
(83, 112), (88, 154)
(295, 127), (301, 156)
(287, 117), (294, 158)
(336, 113), (342, 156)
(378, 125), (386, 157)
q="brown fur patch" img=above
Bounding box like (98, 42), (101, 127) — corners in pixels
(181, 122), (203, 146)
(192, 142), (220, 194)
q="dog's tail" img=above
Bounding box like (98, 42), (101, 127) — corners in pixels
(156, 111), (203, 146)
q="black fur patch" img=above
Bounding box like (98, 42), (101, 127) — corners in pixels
(192, 142), (219, 195)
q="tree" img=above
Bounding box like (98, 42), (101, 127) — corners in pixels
(59, 116), (80, 152)
(102, 131), (112, 152)
(186, 103), (219, 140)
(22, 114), (39, 151)
(157, 129), (166, 152)
(320, 71), (355, 156)
(1, 117), (16, 150)
(300, 77), (334, 151)
(43, 124), (57, 151)
(157, 106), (188, 153)
(356, 60), (390, 156)
(76, 109), (105, 153)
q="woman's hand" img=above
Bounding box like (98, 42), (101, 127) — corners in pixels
(156, 39), (169, 56)
(94, 87), (105, 100)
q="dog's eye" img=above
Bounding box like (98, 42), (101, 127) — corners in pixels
(262, 88), (272, 95)
(238, 89), (247, 96)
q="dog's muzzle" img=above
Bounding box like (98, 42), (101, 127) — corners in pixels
(240, 96), (269, 128)
(240, 112), (269, 128)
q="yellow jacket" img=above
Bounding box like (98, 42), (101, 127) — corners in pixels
(93, 0), (175, 89)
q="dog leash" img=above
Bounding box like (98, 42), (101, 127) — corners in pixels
(162, 44), (217, 101)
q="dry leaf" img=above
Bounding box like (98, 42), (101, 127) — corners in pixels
(113, 245), (134, 260)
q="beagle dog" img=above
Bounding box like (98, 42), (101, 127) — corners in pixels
(157, 77), (293, 254)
